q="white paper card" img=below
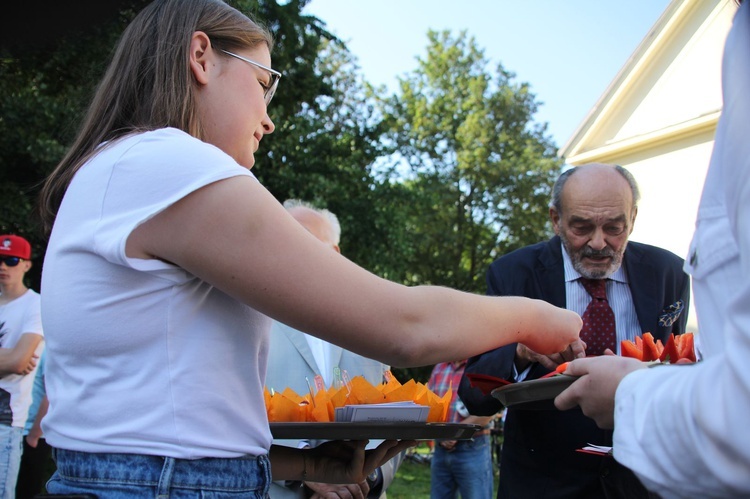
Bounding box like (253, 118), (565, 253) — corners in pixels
(334, 402), (430, 423)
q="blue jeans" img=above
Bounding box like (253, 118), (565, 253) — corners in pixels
(47, 448), (271, 498)
(0, 425), (23, 499)
(430, 434), (493, 499)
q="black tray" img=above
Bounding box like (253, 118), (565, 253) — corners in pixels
(269, 422), (482, 440)
(491, 375), (576, 408)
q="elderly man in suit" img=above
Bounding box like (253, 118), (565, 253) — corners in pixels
(265, 199), (403, 499)
(458, 163), (690, 499)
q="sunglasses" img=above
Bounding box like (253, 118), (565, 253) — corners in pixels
(221, 50), (282, 106)
(0, 256), (22, 267)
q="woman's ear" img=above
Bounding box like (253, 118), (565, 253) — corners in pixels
(188, 31), (212, 85)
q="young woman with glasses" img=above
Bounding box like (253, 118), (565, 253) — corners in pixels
(37, 0), (581, 495)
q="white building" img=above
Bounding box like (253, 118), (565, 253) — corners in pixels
(559, 0), (740, 332)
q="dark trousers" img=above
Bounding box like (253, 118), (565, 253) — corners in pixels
(16, 437), (53, 498)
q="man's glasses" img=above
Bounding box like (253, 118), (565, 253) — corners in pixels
(0, 256), (21, 267)
(221, 50), (281, 106)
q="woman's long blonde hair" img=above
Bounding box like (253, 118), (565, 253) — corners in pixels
(38, 0), (273, 233)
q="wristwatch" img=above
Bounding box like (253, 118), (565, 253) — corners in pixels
(366, 468), (382, 497)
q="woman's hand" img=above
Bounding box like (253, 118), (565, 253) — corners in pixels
(518, 300), (583, 356)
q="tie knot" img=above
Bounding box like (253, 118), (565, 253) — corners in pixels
(580, 278), (608, 300)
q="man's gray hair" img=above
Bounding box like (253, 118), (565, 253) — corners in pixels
(283, 199), (341, 245)
(550, 164), (641, 213)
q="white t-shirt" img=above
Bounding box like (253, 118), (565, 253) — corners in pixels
(0, 289), (44, 427)
(41, 128), (273, 459)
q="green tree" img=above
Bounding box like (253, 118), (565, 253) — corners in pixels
(254, 35), (419, 281)
(225, 1), (418, 281)
(381, 30), (562, 293)
(379, 31), (562, 382)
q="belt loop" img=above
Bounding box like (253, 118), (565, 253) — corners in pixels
(157, 456), (176, 498)
(260, 454), (272, 491)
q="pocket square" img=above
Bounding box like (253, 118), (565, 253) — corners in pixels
(658, 300), (684, 327)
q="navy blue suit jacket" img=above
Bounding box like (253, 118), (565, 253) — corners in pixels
(458, 236), (690, 499)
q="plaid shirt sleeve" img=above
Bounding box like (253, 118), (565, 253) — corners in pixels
(428, 361), (467, 423)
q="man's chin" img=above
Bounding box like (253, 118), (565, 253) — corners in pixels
(580, 271), (609, 279)
(577, 263), (614, 280)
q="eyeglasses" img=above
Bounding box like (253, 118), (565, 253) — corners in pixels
(0, 256), (22, 267)
(221, 50), (281, 106)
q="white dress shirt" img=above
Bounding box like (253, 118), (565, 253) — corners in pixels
(304, 334), (333, 387)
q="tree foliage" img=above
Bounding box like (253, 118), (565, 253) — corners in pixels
(0, 1), (146, 287)
(380, 30), (562, 293)
(249, 35), (414, 280)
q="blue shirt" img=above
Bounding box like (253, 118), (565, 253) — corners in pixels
(24, 349), (45, 435)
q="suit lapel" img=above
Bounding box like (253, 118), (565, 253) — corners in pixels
(285, 327), (321, 375)
(624, 243), (661, 336)
(537, 236), (567, 308)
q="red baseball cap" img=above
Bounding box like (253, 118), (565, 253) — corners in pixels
(0, 235), (32, 260)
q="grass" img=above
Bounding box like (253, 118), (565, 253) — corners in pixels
(389, 458), (434, 499)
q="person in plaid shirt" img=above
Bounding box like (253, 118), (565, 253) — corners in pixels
(428, 360), (494, 499)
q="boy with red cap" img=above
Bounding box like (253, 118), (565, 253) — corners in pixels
(0, 234), (44, 496)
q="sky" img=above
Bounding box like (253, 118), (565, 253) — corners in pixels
(302, 0), (673, 153)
